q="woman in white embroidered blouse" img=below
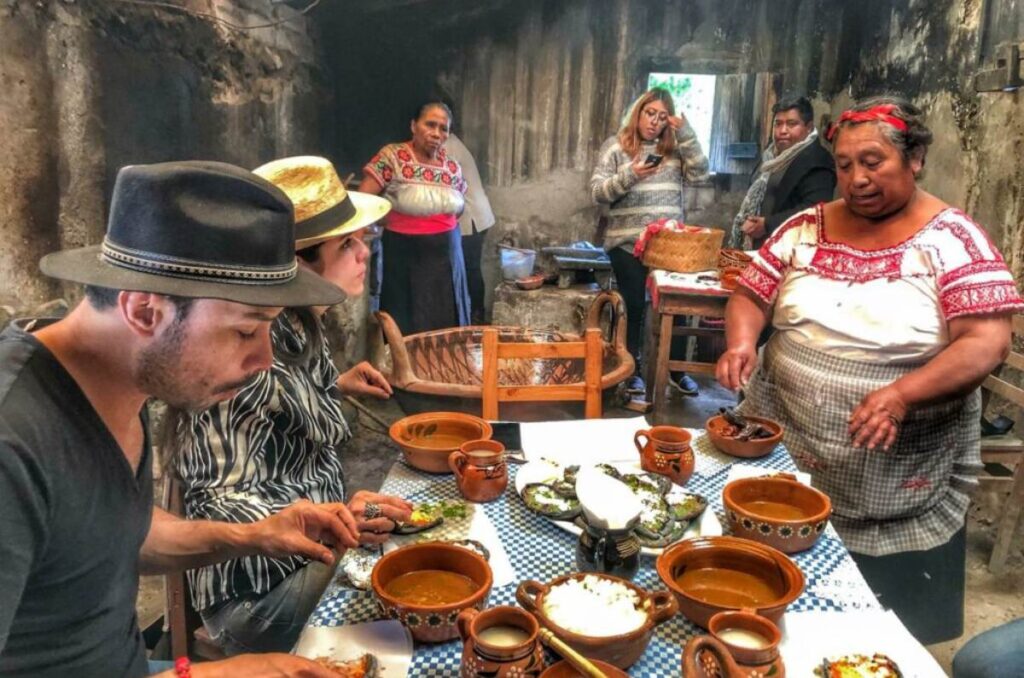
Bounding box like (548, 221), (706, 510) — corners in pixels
(717, 96), (1024, 644)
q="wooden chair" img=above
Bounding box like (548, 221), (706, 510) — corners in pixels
(481, 327), (603, 420)
(979, 314), (1024, 574)
(163, 475), (225, 660)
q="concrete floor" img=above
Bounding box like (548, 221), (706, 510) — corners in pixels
(139, 374), (1024, 673)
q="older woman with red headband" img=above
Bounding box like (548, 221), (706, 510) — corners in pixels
(717, 96), (1024, 643)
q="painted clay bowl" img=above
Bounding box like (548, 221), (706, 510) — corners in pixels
(389, 411), (493, 473)
(516, 572), (678, 669)
(515, 274), (546, 291)
(539, 659), (628, 677)
(723, 475), (831, 554)
(718, 248), (753, 272)
(371, 542), (493, 643)
(655, 536), (804, 629)
(704, 414), (783, 459)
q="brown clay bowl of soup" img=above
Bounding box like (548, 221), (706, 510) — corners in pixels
(723, 474), (832, 554)
(389, 412), (493, 474)
(516, 572), (678, 669)
(371, 542), (493, 642)
(705, 413), (783, 459)
(655, 536), (804, 629)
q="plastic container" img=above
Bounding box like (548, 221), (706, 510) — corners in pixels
(499, 245), (537, 281)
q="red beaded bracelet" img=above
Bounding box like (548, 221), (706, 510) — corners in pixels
(174, 656), (192, 678)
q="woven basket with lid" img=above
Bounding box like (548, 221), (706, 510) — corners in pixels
(642, 227), (725, 273)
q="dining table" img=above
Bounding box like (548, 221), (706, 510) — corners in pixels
(305, 416), (947, 677)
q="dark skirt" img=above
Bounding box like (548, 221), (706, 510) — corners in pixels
(380, 227), (471, 335)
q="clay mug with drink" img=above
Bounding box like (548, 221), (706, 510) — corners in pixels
(634, 425), (694, 486)
(449, 439), (508, 502)
(457, 605), (546, 677)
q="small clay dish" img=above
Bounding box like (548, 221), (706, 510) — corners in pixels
(389, 412), (493, 473)
(655, 535), (804, 628)
(516, 572), (678, 669)
(371, 542), (493, 643)
(515, 274), (546, 291)
(718, 248), (753, 272)
(540, 659), (628, 678)
(704, 414), (783, 459)
(723, 474), (832, 554)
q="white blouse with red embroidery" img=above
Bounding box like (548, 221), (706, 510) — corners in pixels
(740, 204), (1024, 363)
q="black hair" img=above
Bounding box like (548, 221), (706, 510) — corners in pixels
(831, 95), (933, 167)
(84, 285), (195, 321)
(772, 95), (814, 125)
(412, 101), (453, 124)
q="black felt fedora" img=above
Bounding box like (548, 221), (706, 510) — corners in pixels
(40, 161), (345, 307)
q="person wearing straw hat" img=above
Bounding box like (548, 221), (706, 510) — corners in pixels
(174, 156), (414, 656)
(0, 160), (364, 677)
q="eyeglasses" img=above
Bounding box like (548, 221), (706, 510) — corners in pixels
(641, 108), (669, 124)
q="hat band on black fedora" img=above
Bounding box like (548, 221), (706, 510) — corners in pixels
(101, 239), (297, 285)
(294, 193), (357, 242)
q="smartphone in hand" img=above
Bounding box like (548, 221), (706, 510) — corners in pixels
(644, 153), (664, 167)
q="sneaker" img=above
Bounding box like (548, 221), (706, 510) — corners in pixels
(670, 373), (700, 397)
(625, 375), (646, 395)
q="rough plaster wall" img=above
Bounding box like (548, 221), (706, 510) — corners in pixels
(0, 0), (368, 365)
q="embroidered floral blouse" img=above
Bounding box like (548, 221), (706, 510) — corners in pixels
(741, 204), (1024, 363)
(364, 142), (467, 235)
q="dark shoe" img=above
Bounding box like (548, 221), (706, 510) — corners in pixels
(670, 373), (699, 397)
(625, 375), (646, 395)
(981, 415), (1015, 437)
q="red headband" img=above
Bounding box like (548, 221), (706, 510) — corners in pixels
(826, 104), (909, 142)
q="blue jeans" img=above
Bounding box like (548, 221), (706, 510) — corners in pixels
(200, 560), (336, 655)
(952, 618), (1024, 678)
(148, 659), (175, 674)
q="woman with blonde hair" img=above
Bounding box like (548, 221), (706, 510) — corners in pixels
(591, 87), (710, 398)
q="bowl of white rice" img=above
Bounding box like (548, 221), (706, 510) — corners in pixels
(515, 573), (678, 669)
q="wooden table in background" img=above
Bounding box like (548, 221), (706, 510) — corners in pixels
(642, 273), (729, 420)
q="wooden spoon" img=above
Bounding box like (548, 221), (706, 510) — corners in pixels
(538, 628), (608, 678)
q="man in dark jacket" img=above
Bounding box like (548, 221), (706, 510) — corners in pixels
(734, 95), (836, 247)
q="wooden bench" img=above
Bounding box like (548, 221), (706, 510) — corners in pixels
(980, 314), (1024, 574)
(481, 327), (603, 420)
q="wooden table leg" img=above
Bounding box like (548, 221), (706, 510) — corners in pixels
(652, 312), (673, 423)
(989, 459), (1024, 574)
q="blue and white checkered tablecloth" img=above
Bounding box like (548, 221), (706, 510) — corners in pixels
(309, 437), (880, 677)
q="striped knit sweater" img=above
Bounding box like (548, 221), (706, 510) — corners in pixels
(590, 123), (709, 250)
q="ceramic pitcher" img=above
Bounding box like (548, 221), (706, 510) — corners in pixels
(634, 425), (695, 486)
(449, 439), (508, 502)
(574, 514), (641, 581)
(457, 606), (545, 677)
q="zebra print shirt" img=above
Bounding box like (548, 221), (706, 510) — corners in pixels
(176, 310), (350, 612)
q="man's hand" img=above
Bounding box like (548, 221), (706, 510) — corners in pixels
(849, 385), (908, 452)
(741, 216), (766, 239)
(337, 361), (393, 399)
(348, 490), (413, 545)
(250, 500), (360, 565)
(186, 653), (342, 677)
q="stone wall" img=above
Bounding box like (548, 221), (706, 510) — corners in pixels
(0, 0), (369, 366)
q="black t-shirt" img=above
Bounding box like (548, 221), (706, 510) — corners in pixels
(0, 320), (151, 677)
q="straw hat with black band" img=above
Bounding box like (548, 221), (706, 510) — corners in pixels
(39, 161), (345, 308)
(253, 156), (391, 250)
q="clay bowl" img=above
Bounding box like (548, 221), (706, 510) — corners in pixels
(704, 414), (783, 459)
(718, 248), (753, 272)
(723, 475), (832, 554)
(707, 609), (783, 668)
(515, 274), (546, 291)
(719, 267), (743, 292)
(389, 411), (493, 473)
(540, 659), (629, 678)
(371, 542), (493, 643)
(516, 572), (678, 669)
(655, 536), (804, 629)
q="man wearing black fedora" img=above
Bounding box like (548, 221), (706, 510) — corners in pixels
(0, 161), (360, 677)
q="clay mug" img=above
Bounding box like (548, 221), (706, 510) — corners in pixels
(449, 439), (508, 502)
(457, 605), (546, 677)
(634, 426), (694, 486)
(708, 609), (785, 677)
(682, 634), (745, 678)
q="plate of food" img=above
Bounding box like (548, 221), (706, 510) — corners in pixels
(294, 620), (413, 677)
(514, 459), (721, 555)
